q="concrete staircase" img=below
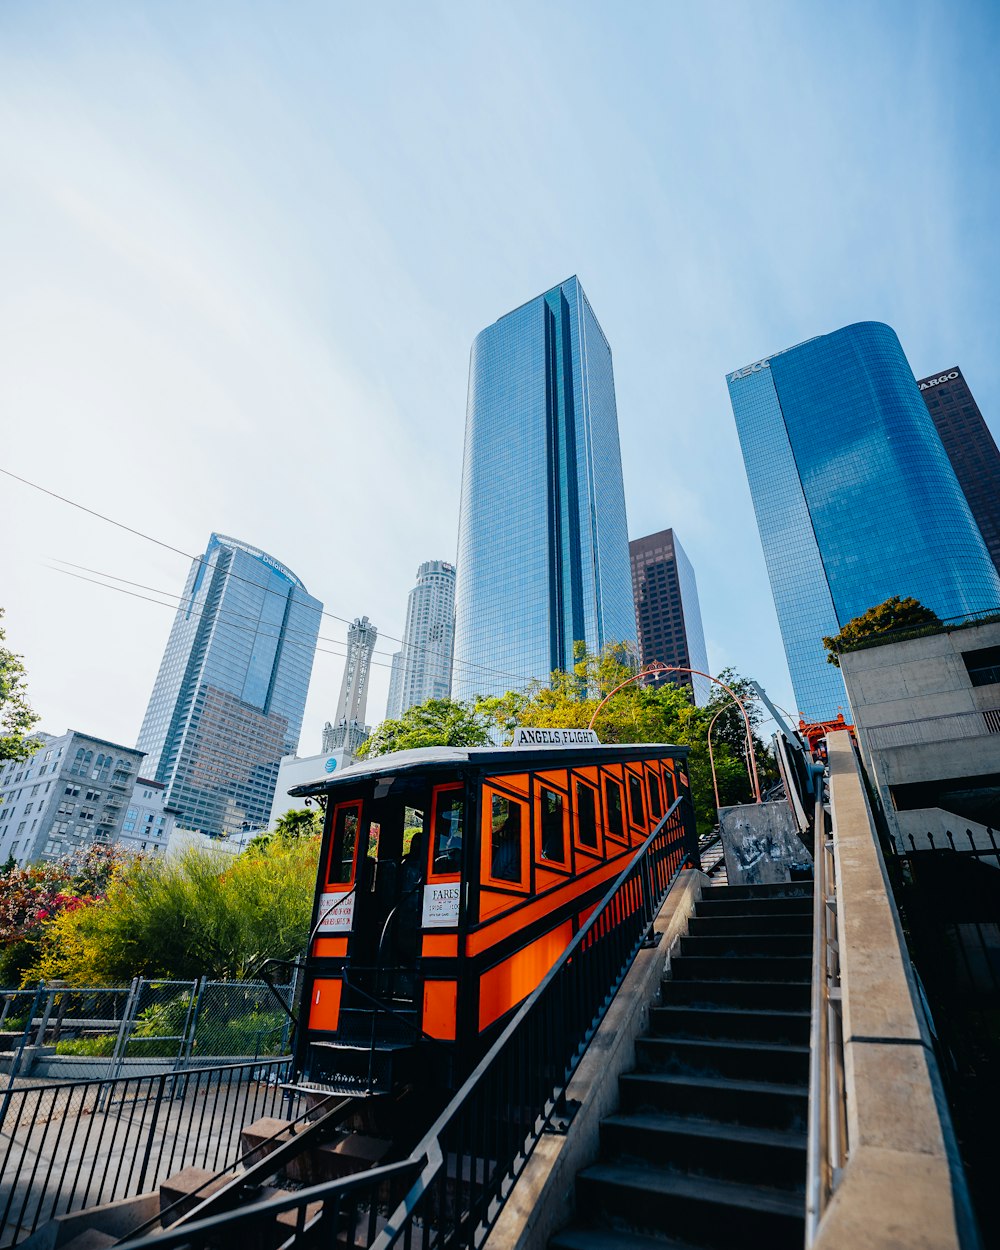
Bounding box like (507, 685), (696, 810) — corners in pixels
(551, 881), (812, 1250)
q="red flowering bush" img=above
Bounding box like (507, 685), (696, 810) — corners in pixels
(0, 845), (136, 984)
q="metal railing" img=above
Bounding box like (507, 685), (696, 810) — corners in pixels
(805, 798), (846, 1242)
(123, 796), (697, 1250)
(867, 705), (1000, 749)
(900, 826), (999, 863)
(0, 1056), (292, 1245)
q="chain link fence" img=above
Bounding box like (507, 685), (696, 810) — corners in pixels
(1, 972), (298, 1086)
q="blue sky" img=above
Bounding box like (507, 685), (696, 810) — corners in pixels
(1, 0), (998, 748)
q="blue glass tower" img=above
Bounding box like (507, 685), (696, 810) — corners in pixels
(137, 534), (322, 838)
(453, 277), (636, 699)
(728, 322), (1000, 721)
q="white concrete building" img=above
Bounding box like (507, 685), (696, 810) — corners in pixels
(118, 777), (177, 857)
(0, 731), (143, 866)
(166, 828), (247, 859)
(839, 618), (1000, 847)
(268, 749), (351, 828)
(325, 616), (377, 755)
(395, 561), (455, 715)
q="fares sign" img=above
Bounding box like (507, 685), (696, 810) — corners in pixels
(422, 882), (461, 928)
(316, 891), (355, 932)
(511, 727), (601, 747)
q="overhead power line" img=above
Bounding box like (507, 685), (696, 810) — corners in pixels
(48, 565), (398, 671)
(2, 464), (541, 690)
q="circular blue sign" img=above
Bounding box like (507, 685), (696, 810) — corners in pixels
(324, 757), (338, 774)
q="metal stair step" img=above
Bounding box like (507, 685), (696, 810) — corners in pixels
(650, 1004), (810, 1045)
(694, 897), (811, 917)
(679, 933), (812, 957)
(551, 1227), (699, 1250)
(600, 1111), (806, 1190)
(576, 1162), (804, 1249)
(635, 1035), (810, 1084)
(618, 1071), (808, 1131)
(661, 977), (810, 1011)
(702, 883), (812, 900)
(686, 913), (811, 936)
(670, 954), (813, 982)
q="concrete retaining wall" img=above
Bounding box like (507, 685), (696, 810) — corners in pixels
(816, 732), (979, 1250)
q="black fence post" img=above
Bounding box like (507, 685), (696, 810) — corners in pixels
(136, 1071), (168, 1193)
(682, 798), (701, 871)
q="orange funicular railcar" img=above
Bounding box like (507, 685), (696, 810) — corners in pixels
(290, 735), (694, 1096)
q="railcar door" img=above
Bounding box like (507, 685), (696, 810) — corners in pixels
(348, 794), (429, 1005)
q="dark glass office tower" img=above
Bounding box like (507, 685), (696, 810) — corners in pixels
(630, 529), (710, 705)
(137, 534), (322, 838)
(727, 323), (1000, 721)
(453, 277), (636, 699)
(918, 366), (1000, 579)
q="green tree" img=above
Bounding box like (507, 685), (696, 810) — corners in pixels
(358, 698), (492, 759)
(30, 835), (321, 984)
(472, 644), (774, 835)
(247, 807), (322, 852)
(822, 596), (941, 666)
(0, 609), (40, 765)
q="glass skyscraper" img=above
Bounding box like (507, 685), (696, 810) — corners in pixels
(917, 366), (1000, 579)
(137, 533), (322, 838)
(728, 322), (1000, 722)
(453, 277), (636, 700)
(630, 529), (711, 706)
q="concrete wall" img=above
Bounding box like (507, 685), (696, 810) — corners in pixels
(839, 621), (1000, 845)
(817, 732), (977, 1250)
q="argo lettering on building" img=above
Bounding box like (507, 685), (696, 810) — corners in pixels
(918, 371), (960, 391)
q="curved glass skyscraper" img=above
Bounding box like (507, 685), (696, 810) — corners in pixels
(728, 321), (1000, 721)
(453, 277), (636, 700)
(137, 533), (322, 838)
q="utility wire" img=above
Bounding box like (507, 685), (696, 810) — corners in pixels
(3, 464), (541, 689)
(50, 558), (471, 671)
(47, 565), (398, 670)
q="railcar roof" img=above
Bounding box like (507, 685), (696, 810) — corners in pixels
(288, 740), (688, 798)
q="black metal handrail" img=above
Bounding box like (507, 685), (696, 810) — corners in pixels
(0, 1057), (293, 1245)
(375, 795), (695, 1248)
(118, 1091), (350, 1242)
(120, 796), (696, 1250)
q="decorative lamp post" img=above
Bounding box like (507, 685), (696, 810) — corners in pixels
(587, 661), (762, 804)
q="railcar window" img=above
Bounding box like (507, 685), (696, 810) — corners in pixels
(576, 780), (598, 849)
(628, 774), (645, 827)
(403, 807), (424, 855)
(433, 794), (464, 873)
(328, 804), (359, 885)
(490, 794), (522, 882)
(648, 773), (662, 821)
(664, 770), (676, 805)
(605, 777), (624, 839)
(540, 787), (566, 863)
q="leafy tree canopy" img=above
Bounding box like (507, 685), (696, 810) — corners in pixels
(822, 596), (941, 666)
(247, 806), (322, 852)
(476, 645), (775, 835)
(358, 698), (491, 759)
(30, 835), (321, 985)
(0, 609), (40, 765)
